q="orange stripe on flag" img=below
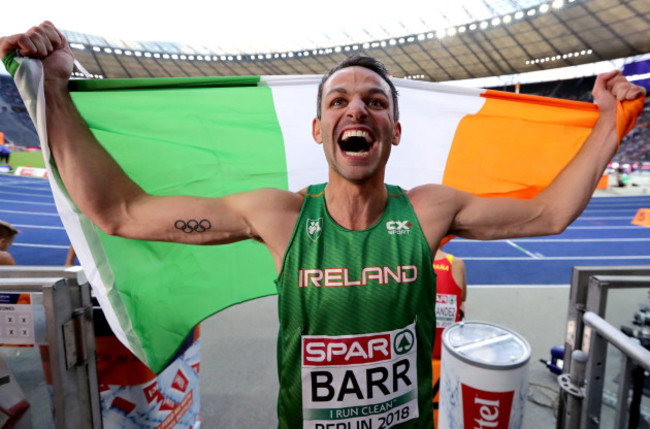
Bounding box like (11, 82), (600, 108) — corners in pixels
(443, 90), (598, 199)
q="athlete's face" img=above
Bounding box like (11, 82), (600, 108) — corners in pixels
(313, 66), (401, 184)
(0, 237), (13, 252)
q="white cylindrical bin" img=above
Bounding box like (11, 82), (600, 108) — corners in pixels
(438, 321), (531, 429)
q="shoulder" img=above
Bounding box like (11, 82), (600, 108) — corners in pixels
(407, 184), (469, 226)
(407, 184), (463, 208)
(406, 184), (476, 251)
(243, 187), (304, 211)
(0, 251), (16, 266)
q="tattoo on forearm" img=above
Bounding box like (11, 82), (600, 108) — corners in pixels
(174, 219), (212, 233)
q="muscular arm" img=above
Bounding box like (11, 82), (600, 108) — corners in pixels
(412, 71), (645, 247)
(1, 22), (301, 266)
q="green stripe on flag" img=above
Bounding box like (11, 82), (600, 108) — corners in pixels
(69, 75), (261, 91)
(2, 51), (19, 77)
(70, 80), (287, 371)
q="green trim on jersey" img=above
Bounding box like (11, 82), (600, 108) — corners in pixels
(275, 183), (436, 428)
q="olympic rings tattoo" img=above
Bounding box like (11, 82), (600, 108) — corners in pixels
(174, 219), (212, 233)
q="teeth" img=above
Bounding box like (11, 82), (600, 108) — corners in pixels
(344, 151), (369, 157)
(341, 130), (370, 142)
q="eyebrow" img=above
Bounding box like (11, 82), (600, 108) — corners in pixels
(325, 87), (390, 99)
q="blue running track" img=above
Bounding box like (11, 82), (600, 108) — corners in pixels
(1, 174), (649, 285)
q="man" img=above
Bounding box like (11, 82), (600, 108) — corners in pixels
(0, 220), (19, 265)
(432, 248), (466, 359)
(0, 22), (645, 428)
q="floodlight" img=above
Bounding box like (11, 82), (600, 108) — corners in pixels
(125, 51), (132, 56)
(144, 52), (152, 58)
(540, 4), (550, 13)
(426, 33), (434, 39)
(380, 41), (386, 47)
(479, 21), (488, 29)
(417, 34), (425, 41)
(163, 54), (170, 59)
(436, 30), (445, 38)
(469, 23), (477, 30)
(527, 9), (536, 16)
(115, 49), (123, 54)
(491, 18), (501, 26)
(92, 46), (101, 52)
(104, 48), (112, 53)
(458, 26), (466, 33)
(503, 15), (511, 24)
(135, 51), (142, 57)
(552, 0), (564, 8)
(288, 52), (293, 57)
(447, 28), (456, 36)
(514, 11), (524, 19)
(363, 42), (370, 48)
(407, 36), (414, 42)
(70, 43), (85, 50)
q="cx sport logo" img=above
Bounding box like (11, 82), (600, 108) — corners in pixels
(386, 220), (411, 235)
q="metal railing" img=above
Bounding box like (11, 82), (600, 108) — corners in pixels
(558, 267), (650, 429)
(0, 267), (101, 428)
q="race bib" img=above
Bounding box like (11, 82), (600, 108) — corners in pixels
(301, 323), (418, 429)
(436, 294), (458, 329)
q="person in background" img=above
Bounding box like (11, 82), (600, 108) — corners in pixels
(432, 247), (466, 359)
(0, 145), (10, 165)
(0, 221), (19, 265)
(64, 245), (77, 266)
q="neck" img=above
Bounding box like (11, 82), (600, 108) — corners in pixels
(325, 174), (387, 230)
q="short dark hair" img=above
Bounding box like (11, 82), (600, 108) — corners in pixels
(0, 221), (18, 240)
(316, 55), (399, 121)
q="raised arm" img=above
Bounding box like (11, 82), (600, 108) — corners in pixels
(0, 22), (301, 266)
(411, 71), (645, 246)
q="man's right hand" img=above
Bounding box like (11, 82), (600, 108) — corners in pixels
(0, 21), (73, 88)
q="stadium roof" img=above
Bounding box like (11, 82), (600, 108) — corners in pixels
(52, 0), (650, 81)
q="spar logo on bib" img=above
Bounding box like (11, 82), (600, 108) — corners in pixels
(301, 323), (419, 429)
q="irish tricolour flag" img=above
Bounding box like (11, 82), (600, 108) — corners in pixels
(5, 53), (641, 373)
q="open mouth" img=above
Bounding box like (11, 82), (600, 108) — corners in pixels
(338, 130), (374, 157)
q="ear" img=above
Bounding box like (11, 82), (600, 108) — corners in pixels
(312, 118), (323, 144)
(392, 122), (402, 146)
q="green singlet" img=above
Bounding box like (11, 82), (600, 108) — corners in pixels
(275, 183), (437, 429)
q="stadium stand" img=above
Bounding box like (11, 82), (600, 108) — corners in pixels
(615, 106), (650, 163)
(0, 75), (38, 147)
